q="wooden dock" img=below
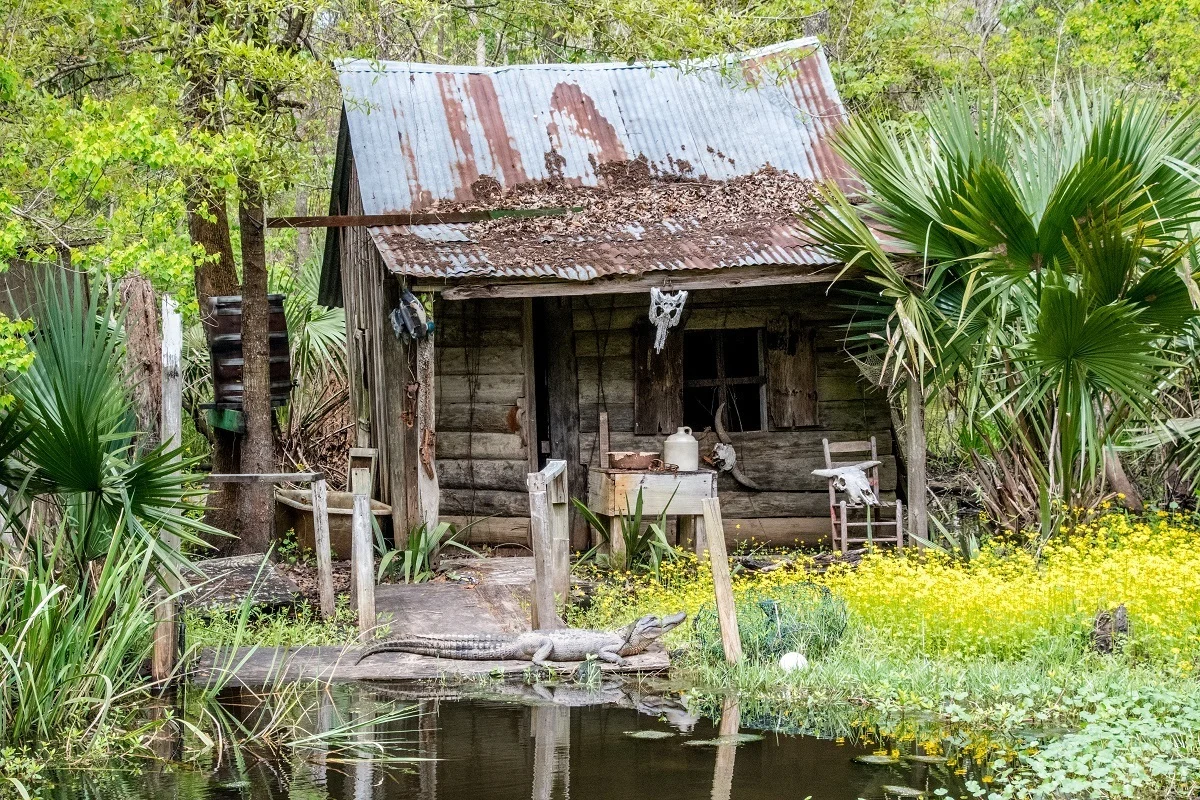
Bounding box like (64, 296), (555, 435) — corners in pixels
(189, 555), (671, 686)
(191, 645), (670, 686)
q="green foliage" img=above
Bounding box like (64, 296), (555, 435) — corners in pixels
(0, 516), (158, 754)
(5, 274), (217, 574)
(185, 597), (360, 648)
(377, 521), (476, 584)
(693, 585), (849, 665)
(805, 89), (1200, 531)
(573, 489), (677, 577)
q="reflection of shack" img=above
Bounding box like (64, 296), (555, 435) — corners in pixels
(317, 38), (898, 549)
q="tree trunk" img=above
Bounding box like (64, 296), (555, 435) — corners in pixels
(906, 377), (929, 545)
(1103, 445), (1144, 512)
(185, 181), (243, 540)
(118, 273), (162, 451)
(234, 178), (278, 554)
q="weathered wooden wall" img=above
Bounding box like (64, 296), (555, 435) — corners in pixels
(344, 213), (895, 549)
(571, 286), (896, 546)
(339, 158), (416, 537)
(434, 297), (535, 545)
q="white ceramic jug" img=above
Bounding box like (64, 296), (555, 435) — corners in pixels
(663, 426), (699, 472)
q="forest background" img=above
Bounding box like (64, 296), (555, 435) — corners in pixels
(2, 0), (1198, 548)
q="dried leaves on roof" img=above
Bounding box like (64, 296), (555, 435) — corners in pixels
(426, 157), (818, 242)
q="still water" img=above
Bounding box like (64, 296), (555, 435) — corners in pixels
(54, 683), (952, 800)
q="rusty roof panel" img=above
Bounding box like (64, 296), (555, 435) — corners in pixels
(367, 220), (839, 283)
(336, 39), (852, 282)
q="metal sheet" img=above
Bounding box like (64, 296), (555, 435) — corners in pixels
(335, 39), (852, 282)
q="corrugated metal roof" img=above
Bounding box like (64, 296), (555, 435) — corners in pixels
(328, 39), (852, 288)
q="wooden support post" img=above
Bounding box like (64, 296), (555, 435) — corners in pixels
(527, 459), (569, 630)
(348, 447), (378, 496)
(415, 336), (440, 533)
(701, 497), (741, 664)
(679, 515), (696, 550)
(531, 704), (571, 800)
(598, 410), (610, 469)
(711, 696), (741, 800)
(351, 467), (376, 638)
(152, 295), (182, 685)
(906, 376), (928, 547)
(607, 515), (626, 569)
(311, 478), (336, 619)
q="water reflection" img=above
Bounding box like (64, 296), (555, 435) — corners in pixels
(49, 683), (956, 800)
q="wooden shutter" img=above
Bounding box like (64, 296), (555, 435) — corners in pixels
(632, 319), (683, 435)
(766, 315), (818, 429)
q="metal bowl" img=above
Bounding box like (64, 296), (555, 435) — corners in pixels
(607, 451), (660, 470)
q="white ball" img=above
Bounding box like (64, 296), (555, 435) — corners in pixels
(779, 652), (808, 672)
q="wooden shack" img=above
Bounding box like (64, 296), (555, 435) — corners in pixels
(318, 39), (899, 549)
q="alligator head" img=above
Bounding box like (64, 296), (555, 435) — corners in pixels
(620, 611), (687, 654)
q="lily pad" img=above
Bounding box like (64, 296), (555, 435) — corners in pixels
(882, 786), (925, 798)
(853, 754), (901, 765)
(683, 734), (764, 747)
(903, 754), (947, 765)
(624, 730), (675, 740)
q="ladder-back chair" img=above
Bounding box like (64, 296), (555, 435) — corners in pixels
(821, 437), (904, 552)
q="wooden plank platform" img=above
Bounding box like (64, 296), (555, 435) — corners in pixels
(191, 645), (670, 687)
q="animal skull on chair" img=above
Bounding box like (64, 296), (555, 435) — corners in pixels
(812, 462), (882, 506)
(648, 287), (688, 354)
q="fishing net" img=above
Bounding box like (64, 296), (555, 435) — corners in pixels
(692, 583), (849, 664)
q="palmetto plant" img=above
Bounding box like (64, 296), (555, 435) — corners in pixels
(0, 274), (216, 756)
(805, 91), (1200, 532)
(6, 274), (215, 577)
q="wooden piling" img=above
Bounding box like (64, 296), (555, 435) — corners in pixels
(351, 467), (376, 638)
(527, 459), (569, 629)
(152, 295), (182, 684)
(701, 497), (742, 663)
(311, 477), (336, 619)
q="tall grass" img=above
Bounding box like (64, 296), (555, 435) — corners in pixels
(0, 522), (158, 752)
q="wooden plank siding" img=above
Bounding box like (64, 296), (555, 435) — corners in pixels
(339, 158), (417, 538)
(433, 297), (533, 544)
(571, 286), (897, 544)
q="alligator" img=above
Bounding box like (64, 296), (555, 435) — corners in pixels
(355, 611), (687, 667)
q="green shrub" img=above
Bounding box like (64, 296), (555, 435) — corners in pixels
(692, 583), (848, 664)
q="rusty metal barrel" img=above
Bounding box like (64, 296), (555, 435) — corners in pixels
(206, 294), (292, 410)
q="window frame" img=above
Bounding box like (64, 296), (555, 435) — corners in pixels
(681, 327), (769, 433)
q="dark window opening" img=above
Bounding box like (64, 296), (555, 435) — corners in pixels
(682, 328), (766, 433)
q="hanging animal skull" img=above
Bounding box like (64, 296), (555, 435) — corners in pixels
(811, 461), (882, 506)
(648, 287), (688, 353)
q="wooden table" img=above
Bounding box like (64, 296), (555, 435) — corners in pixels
(586, 468), (718, 559)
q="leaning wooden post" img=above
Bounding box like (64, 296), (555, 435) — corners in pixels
(547, 463), (570, 604)
(351, 467), (376, 638)
(152, 295), (182, 684)
(310, 475), (336, 620)
(906, 376), (928, 548)
(527, 460), (568, 630)
(700, 497), (741, 664)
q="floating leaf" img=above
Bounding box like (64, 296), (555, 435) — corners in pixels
(882, 785), (925, 798)
(624, 730), (675, 740)
(904, 754), (947, 765)
(683, 734), (764, 746)
(853, 754), (901, 765)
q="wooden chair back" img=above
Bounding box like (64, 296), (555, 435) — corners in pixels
(821, 437), (881, 509)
